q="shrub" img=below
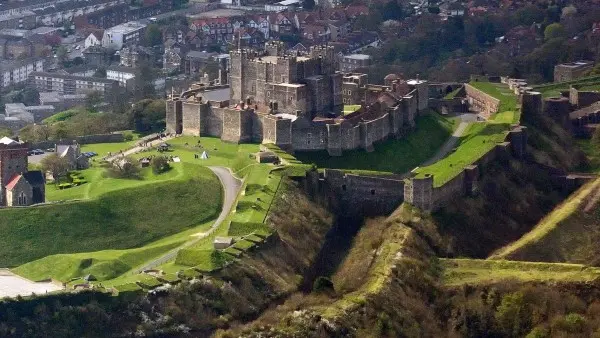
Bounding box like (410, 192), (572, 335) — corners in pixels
(104, 156), (141, 179)
(312, 276), (334, 294)
(122, 132), (134, 141)
(151, 155), (171, 174)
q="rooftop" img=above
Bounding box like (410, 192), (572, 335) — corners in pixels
(0, 137), (19, 145)
(343, 54), (371, 60)
(105, 21), (147, 34)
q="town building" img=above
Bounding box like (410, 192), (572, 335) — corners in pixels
(119, 45), (153, 67)
(39, 92), (87, 111)
(84, 31), (103, 49)
(106, 65), (136, 87)
(82, 45), (111, 66)
(29, 72), (119, 97)
(102, 21), (147, 50)
(56, 143), (89, 170)
(340, 54), (371, 72)
(4, 103), (55, 123)
(0, 11), (36, 30)
(554, 61), (594, 82)
(0, 137), (45, 207)
(0, 58), (44, 89)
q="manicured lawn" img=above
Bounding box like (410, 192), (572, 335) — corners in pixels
(469, 81), (520, 123)
(295, 114), (456, 174)
(343, 104), (361, 115)
(81, 140), (139, 158)
(440, 258), (600, 286)
(130, 136), (260, 173)
(0, 164), (221, 268)
(533, 75), (600, 98)
(415, 122), (509, 186)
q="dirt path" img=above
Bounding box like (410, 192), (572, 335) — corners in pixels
(419, 121), (470, 167)
(134, 166), (242, 272)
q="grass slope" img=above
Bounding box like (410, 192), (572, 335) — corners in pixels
(0, 164), (221, 267)
(295, 114), (455, 174)
(490, 177), (600, 260)
(532, 75), (600, 98)
(441, 258), (600, 285)
(415, 122), (509, 186)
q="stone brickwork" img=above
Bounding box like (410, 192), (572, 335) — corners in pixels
(465, 84), (500, 118)
(569, 86), (600, 108)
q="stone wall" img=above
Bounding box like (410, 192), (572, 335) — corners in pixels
(464, 83), (500, 118)
(29, 133), (125, 151)
(569, 87), (600, 108)
(404, 125), (527, 212)
(307, 169), (405, 217)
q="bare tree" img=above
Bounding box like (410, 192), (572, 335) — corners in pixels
(41, 153), (70, 183)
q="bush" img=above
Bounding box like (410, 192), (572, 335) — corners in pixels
(312, 276), (334, 294)
(122, 132), (134, 141)
(104, 157), (141, 179)
(151, 155), (171, 174)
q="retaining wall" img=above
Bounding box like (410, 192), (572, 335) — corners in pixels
(464, 84), (500, 118)
(29, 133), (125, 150)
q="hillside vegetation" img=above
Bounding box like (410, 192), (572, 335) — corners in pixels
(0, 165), (221, 267)
(490, 177), (600, 265)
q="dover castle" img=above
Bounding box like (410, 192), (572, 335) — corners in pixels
(166, 41), (429, 155)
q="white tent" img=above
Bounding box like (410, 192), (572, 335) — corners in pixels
(200, 151), (209, 159)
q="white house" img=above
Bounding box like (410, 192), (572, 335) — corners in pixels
(84, 31), (103, 49)
(102, 21), (147, 50)
(106, 65), (135, 87)
(0, 58), (44, 89)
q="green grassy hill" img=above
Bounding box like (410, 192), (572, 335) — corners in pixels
(0, 164), (221, 268)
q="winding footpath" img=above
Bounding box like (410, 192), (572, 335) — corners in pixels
(419, 114), (475, 167)
(134, 166), (242, 273)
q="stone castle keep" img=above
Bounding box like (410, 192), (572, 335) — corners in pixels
(166, 42), (429, 155)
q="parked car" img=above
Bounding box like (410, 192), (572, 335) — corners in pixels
(32, 149), (44, 155)
(46, 148), (55, 152)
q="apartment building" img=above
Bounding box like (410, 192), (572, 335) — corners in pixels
(28, 72), (119, 97)
(102, 21), (147, 50)
(0, 58), (44, 89)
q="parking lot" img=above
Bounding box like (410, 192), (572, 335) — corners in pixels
(0, 270), (63, 299)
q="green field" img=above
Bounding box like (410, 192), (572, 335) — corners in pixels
(343, 104), (361, 115)
(415, 122), (509, 185)
(414, 82), (518, 186)
(441, 258), (600, 285)
(469, 81), (520, 123)
(295, 114), (456, 174)
(0, 164), (221, 268)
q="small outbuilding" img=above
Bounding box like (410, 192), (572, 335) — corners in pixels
(157, 143), (170, 152)
(140, 157), (151, 167)
(213, 237), (233, 250)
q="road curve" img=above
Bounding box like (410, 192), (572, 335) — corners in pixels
(134, 166), (242, 273)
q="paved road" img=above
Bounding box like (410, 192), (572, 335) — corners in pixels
(419, 113), (475, 167)
(134, 166), (242, 273)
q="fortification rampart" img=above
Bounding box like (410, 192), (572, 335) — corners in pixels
(302, 169), (405, 217)
(569, 86), (600, 108)
(464, 84), (500, 118)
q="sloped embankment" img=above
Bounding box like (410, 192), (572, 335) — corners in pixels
(430, 115), (588, 258)
(490, 176), (600, 265)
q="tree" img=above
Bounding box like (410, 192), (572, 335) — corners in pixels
(133, 61), (157, 100)
(44, 34), (62, 47)
(144, 24), (163, 47)
(56, 46), (68, 62)
(302, 0), (315, 10)
(151, 156), (171, 174)
(41, 153), (70, 183)
(85, 91), (103, 112)
(93, 67), (107, 78)
(18, 124), (50, 142)
(544, 23), (566, 41)
(381, 1), (405, 21)
(130, 99), (166, 132)
(495, 292), (532, 337)
(105, 156), (141, 179)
